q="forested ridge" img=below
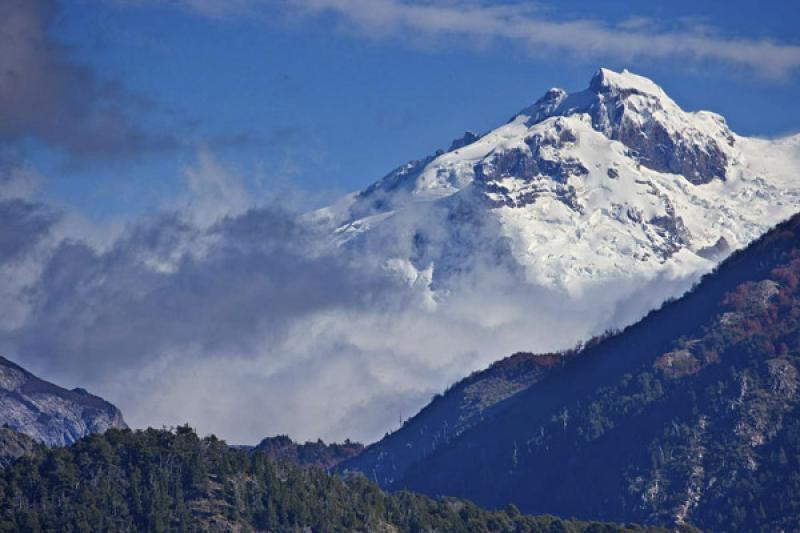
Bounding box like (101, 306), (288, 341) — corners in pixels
(250, 435), (363, 469)
(0, 426), (676, 532)
(392, 213), (800, 531)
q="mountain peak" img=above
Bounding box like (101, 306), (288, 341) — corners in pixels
(323, 67), (799, 308)
(522, 68), (667, 120)
(517, 67), (734, 184)
(588, 67), (665, 97)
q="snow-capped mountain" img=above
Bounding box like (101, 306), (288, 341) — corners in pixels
(314, 68), (800, 322)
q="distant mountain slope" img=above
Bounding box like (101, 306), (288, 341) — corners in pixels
(339, 349), (578, 486)
(372, 213), (800, 531)
(251, 434), (363, 469)
(0, 356), (127, 446)
(0, 426), (679, 533)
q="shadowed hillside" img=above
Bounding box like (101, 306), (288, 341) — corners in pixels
(348, 213), (800, 531)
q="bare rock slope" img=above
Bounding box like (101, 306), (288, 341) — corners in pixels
(0, 356), (127, 446)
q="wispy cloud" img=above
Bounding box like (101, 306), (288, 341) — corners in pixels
(156, 0), (800, 79)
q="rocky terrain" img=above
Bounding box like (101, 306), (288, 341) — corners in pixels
(0, 356), (127, 446)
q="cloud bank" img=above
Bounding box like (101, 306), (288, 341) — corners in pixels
(0, 150), (700, 445)
(158, 0), (800, 79)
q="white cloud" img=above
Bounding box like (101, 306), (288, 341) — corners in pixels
(148, 0), (800, 79)
(0, 148), (706, 445)
(177, 149), (252, 227)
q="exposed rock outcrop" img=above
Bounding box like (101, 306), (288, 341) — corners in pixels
(0, 356), (127, 446)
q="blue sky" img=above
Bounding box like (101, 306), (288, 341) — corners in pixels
(7, 0), (800, 220)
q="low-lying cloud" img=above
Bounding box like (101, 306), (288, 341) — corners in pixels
(0, 151), (704, 445)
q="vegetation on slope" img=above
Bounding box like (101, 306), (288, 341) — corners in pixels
(251, 434), (363, 469)
(339, 348), (573, 486)
(395, 214), (800, 532)
(0, 427), (38, 469)
(0, 426), (673, 533)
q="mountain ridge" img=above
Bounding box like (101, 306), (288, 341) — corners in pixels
(0, 355), (127, 446)
(249, 434), (364, 469)
(352, 212), (800, 531)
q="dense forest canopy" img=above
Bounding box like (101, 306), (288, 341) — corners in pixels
(0, 426), (680, 533)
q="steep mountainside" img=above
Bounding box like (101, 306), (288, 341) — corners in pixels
(340, 349), (578, 486)
(0, 426), (679, 533)
(251, 434), (363, 469)
(367, 214), (800, 531)
(0, 356), (127, 446)
(315, 67), (800, 335)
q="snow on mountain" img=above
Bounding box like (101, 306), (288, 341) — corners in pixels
(313, 69), (800, 332)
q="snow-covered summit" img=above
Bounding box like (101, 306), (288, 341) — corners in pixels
(521, 68), (669, 120)
(592, 67), (663, 93)
(314, 68), (800, 329)
(520, 67), (733, 184)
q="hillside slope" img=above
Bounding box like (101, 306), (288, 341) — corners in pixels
(352, 213), (800, 531)
(340, 349), (575, 486)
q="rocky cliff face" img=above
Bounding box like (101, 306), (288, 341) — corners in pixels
(0, 356), (127, 446)
(523, 68), (733, 185)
